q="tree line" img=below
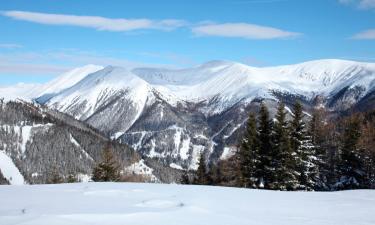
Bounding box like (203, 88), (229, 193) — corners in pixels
(190, 101), (375, 191)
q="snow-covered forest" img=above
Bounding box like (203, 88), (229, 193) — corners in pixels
(191, 101), (375, 191)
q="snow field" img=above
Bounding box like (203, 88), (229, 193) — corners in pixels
(0, 183), (374, 225)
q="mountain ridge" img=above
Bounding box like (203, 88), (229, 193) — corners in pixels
(1, 58), (374, 171)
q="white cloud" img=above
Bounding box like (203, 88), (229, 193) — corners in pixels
(1, 11), (186, 32)
(338, 0), (375, 9)
(351, 29), (375, 39)
(358, 0), (375, 9)
(192, 23), (301, 39)
(0, 43), (23, 49)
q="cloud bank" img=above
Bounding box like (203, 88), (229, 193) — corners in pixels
(2, 10), (301, 40)
(352, 29), (375, 39)
(338, 0), (375, 9)
(192, 23), (300, 39)
(2, 11), (186, 32)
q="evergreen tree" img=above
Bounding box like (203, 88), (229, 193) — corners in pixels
(257, 103), (273, 188)
(47, 165), (64, 184)
(272, 102), (297, 190)
(338, 115), (364, 189)
(180, 170), (190, 184)
(290, 101), (318, 190)
(66, 173), (78, 183)
(194, 152), (209, 185)
(237, 113), (259, 188)
(308, 108), (337, 190)
(92, 145), (121, 182)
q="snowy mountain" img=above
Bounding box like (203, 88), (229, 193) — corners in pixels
(0, 64), (103, 102)
(0, 100), (182, 184)
(1, 59), (374, 171)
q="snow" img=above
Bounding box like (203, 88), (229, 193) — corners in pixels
(0, 150), (25, 185)
(125, 159), (158, 182)
(77, 173), (91, 183)
(169, 163), (183, 170)
(189, 145), (205, 170)
(0, 65), (103, 102)
(179, 137), (190, 160)
(6, 124), (53, 154)
(0, 83), (42, 101)
(20, 126), (33, 154)
(220, 146), (237, 160)
(2, 59), (375, 130)
(173, 126), (182, 151)
(37, 64), (104, 98)
(69, 133), (93, 161)
(0, 183), (374, 225)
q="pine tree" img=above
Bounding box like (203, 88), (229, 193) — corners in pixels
(290, 101), (318, 190)
(47, 165), (63, 184)
(272, 102), (297, 190)
(92, 145), (121, 182)
(194, 152), (209, 185)
(338, 115), (364, 189)
(180, 170), (190, 184)
(308, 108), (336, 190)
(237, 113), (259, 188)
(66, 173), (78, 183)
(257, 103), (273, 188)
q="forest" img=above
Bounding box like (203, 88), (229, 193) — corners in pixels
(190, 101), (375, 191)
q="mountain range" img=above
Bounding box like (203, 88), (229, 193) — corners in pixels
(1, 59), (375, 177)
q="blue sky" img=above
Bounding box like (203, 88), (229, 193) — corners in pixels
(0, 0), (374, 84)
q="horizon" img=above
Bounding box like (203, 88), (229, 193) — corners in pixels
(1, 57), (374, 86)
(1, 0), (375, 85)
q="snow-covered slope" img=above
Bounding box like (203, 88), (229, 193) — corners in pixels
(1, 183), (374, 225)
(0, 64), (103, 102)
(134, 59), (375, 100)
(0, 150), (25, 185)
(0, 83), (42, 101)
(41, 59), (375, 120)
(36, 64), (103, 101)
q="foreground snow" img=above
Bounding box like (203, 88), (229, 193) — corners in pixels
(1, 183), (374, 225)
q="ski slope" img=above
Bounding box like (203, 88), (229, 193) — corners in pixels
(0, 183), (374, 225)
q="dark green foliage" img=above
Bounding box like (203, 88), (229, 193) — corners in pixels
(257, 103), (273, 188)
(194, 152), (210, 185)
(237, 113), (259, 188)
(272, 102), (297, 190)
(66, 173), (78, 183)
(0, 170), (10, 185)
(290, 101), (318, 190)
(338, 115), (364, 189)
(92, 145), (121, 182)
(180, 170), (190, 184)
(47, 165), (64, 184)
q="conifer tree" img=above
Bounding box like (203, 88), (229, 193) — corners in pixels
(180, 170), (190, 184)
(338, 115), (363, 189)
(237, 113), (259, 188)
(257, 103), (273, 188)
(47, 165), (64, 184)
(66, 173), (78, 183)
(194, 152), (209, 185)
(272, 102), (297, 190)
(92, 145), (121, 182)
(308, 108), (334, 190)
(290, 101), (317, 190)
